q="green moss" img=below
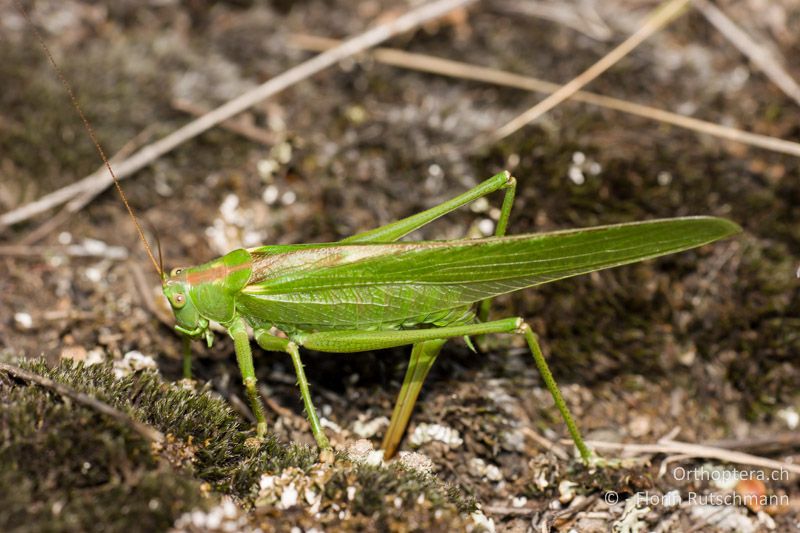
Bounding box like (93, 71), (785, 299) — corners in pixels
(1, 360), (472, 531)
(0, 362), (209, 532)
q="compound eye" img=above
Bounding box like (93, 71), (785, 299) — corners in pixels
(171, 293), (186, 308)
(170, 267), (183, 277)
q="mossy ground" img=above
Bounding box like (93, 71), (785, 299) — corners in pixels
(0, 360), (473, 531)
(1, 1), (798, 531)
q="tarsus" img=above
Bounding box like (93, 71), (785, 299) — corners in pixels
(15, 1), (163, 278)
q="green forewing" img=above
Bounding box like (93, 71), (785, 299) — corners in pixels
(236, 217), (739, 333)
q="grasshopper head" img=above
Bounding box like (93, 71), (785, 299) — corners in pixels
(163, 267), (203, 337)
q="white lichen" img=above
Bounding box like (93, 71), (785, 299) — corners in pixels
(320, 417), (342, 433)
(397, 451), (435, 475)
(467, 458), (503, 482)
(409, 423), (463, 449)
(611, 497), (649, 533)
(352, 415), (389, 438)
(468, 510), (495, 533)
(171, 497), (248, 532)
(689, 505), (756, 533)
(347, 439), (385, 467)
(255, 466), (328, 514)
(113, 351), (158, 378)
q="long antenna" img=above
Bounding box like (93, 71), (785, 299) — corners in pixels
(15, 1), (163, 278)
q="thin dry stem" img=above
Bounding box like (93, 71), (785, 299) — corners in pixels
(489, 0), (692, 143)
(0, 243), (127, 260)
(583, 438), (800, 475)
(694, 0), (800, 107)
(491, 0), (612, 41)
(171, 98), (277, 146)
(0, 0), (476, 228)
(291, 34), (800, 158)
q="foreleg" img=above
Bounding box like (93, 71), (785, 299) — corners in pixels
(228, 317), (268, 437)
(181, 335), (192, 379)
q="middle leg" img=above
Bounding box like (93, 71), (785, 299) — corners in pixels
(297, 318), (592, 463)
(340, 173), (517, 455)
(254, 329), (331, 450)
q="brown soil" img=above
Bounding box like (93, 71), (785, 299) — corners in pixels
(1, 1), (798, 531)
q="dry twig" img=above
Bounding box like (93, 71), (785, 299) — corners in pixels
(694, 0), (800, 108)
(704, 432), (800, 455)
(491, 0), (612, 41)
(0, 243), (127, 260)
(259, 383), (300, 420)
(581, 438), (800, 475)
(171, 98), (277, 146)
(0, 0), (476, 228)
(522, 426), (570, 460)
(291, 34), (800, 158)
(489, 0), (691, 143)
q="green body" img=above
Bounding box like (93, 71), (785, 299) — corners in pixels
(162, 172), (740, 463)
(170, 218), (736, 340)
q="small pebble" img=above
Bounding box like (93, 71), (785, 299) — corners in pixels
(262, 185), (280, 204)
(272, 141), (292, 164)
(60, 346), (87, 362)
(257, 159), (279, 180)
(478, 218), (495, 236)
(777, 407), (799, 430)
(558, 481), (577, 504)
(85, 267), (102, 283)
(470, 197), (490, 213)
(470, 511), (495, 533)
(427, 163), (443, 178)
(281, 190), (297, 205)
(82, 238), (107, 255)
(14, 312), (33, 330)
(568, 166), (585, 185)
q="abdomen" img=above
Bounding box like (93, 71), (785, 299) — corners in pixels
(236, 287), (474, 335)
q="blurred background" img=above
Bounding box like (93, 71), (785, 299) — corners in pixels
(1, 1), (798, 531)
